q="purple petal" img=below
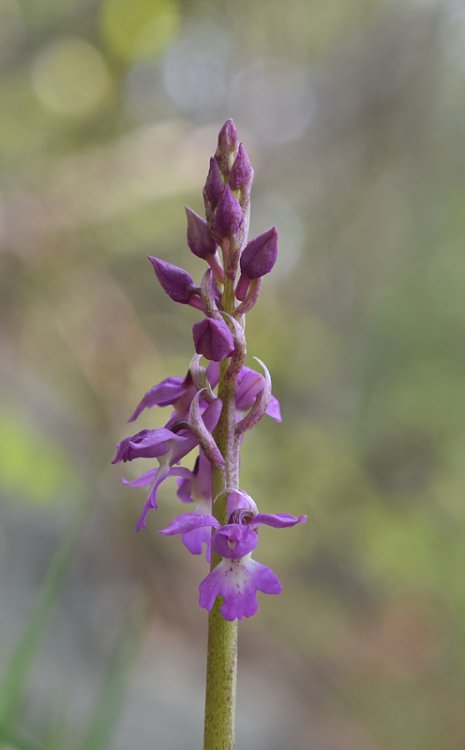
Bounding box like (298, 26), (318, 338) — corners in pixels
(159, 512), (220, 536)
(181, 499), (213, 560)
(266, 394), (282, 422)
(236, 367), (263, 410)
(199, 556), (282, 621)
(212, 524), (258, 559)
(206, 361), (220, 388)
(251, 513), (307, 529)
(128, 377), (185, 422)
(236, 367), (281, 423)
(121, 467), (158, 487)
(134, 465), (193, 531)
(226, 490), (258, 517)
(135, 466), (170, 530)
(112, 427), (183, 463)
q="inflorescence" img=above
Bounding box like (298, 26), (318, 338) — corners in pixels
(113, 119), (306, 621)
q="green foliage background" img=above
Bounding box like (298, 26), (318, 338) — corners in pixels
(0, 0), (464, 748)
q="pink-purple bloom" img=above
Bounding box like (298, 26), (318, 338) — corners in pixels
(160, 504), (306, 620)
(114, 119), (306, 621)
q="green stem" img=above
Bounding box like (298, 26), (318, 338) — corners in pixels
(203, 274), (239, 750)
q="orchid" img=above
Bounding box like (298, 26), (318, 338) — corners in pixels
(113, 119), (306, 750)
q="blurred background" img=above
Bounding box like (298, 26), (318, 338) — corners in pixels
(1, 0), (465, 748)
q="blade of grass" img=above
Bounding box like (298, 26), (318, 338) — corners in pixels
(79, 607), (146, 750)
(0, 510), (87, 728)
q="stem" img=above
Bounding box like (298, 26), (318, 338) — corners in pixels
(203, 274), (239, 750)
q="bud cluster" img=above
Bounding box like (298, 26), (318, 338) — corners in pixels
(113, 120), (305, 620)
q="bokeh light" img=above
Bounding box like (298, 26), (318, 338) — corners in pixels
(31, 38), (111, 117)
(101, 0), (180, 62)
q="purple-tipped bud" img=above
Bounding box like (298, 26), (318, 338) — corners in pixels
(230, 144), (254, 191)
(213, 185), (243, 242)
(240, 227), (278, 279)
(148, 256), (197, 304)
(192, 318), (235, 361)
(203, 157), (224, 210)
(185, 207), (217, 258)
(216, 118), (239, 174)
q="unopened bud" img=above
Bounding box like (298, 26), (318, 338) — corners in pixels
(148, 256), (198, 305)
(240, 227), (278, 279)
(185, 207), (217, 258)
(215, 118), (239, 174)
(213, 185), (243, 243)
(203, 157), (224, 211)
(229, 144), (254, 192)
(193, 317), (235, 361)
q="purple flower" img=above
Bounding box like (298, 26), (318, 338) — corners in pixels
(185, 207), (217, 258)
(117, 399), (222, 529)
(200, 554), (281, 621)
(129, 364), (220, 424)
(128, 376), (187, 423)
(176, 453), (214, 559)
(112, 427), (184, 463)
(160, 509), (306, 620)
(193, 318), (235, 361)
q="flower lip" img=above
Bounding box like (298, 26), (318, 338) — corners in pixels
(212, 524), (258, 559)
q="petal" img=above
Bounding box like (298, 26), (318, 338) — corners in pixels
(225, 489), (258, 517)
(121, 467), (158, 487)
(159, 512), (220, 536)
(212, 524), (258, 559)
(265, 395), (282, 422)
(135, 467), (170, 531)
(199, 556), (282, 621)
(128, 377), (185, 422)
(182, 524), (212, 561)
(181, 501), (213, 561)
(251, 513), (307, 529)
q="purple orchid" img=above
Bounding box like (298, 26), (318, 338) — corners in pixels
(114, 118), (306, 634)
(160, 503), (306, 620)
(115, 398), (222, 529)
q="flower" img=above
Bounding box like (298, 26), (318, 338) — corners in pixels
(177, 452), (214, 560)
(160, 505), (306, 620)
(128, 363), (220, 424)
(115, 398), (222, 529)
